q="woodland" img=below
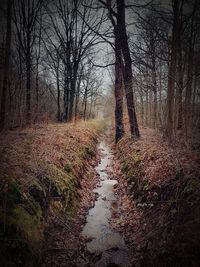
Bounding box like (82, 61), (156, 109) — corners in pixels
(0, 0), (200, 266)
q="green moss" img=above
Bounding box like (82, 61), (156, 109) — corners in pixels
(132, 151), (141, 164)
(127, 169), (135, 179)
(10, 206), (43, 251)
(64, 163), (72, 173)
(175, 167), (183, 178)
(79, 145), (96, 159)
(0, 180), (21, 210)
(0, 121), (103, 266)
(142, 180), (150, 191)
(121, 160), (129, 173)
(24, 197), (42, 217)
(0, 186), (43, 267)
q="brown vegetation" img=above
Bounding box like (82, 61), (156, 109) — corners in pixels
(113, 125), (200, 266)
(0, 120), (105, 266)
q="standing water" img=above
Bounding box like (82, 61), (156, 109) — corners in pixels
(81, 141), (130, 267)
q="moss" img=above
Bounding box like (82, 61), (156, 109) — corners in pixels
(79, 145), (96, 160)
(0, 180), (21, 210)
(0, 120), (104, 266)
(64, 163), (72, 173)
(184, 178), (199, 195)
(132, 151), (142, 164)
(175, 167), (183, 178)
(10, 206), (43, 251)
(127, 169), (135, 180)
(142, 180), (150, 191)
(121, 160), (129, 173)
(24, 197), (42, 217)
(0, 185), (43, 267)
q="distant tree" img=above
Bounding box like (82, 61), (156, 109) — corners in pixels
(47, 0), (103, 122)
(13, 0), (44, 124)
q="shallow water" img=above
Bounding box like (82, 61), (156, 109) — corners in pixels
(81, 141), (130, 267)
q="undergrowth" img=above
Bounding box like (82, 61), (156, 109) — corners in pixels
(0, 119), (106, 266)
(116, 127), (200, 266)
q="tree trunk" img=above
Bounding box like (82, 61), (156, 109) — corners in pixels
(75, 69), (82, 120)
(69, 71), (77, 121)
(26, 45), (31, 123)
(83, 99), (87, 121)
(56, 70), (61, 121)
(64, 70), (69, 122)
(145, 90), (149, 126)
(0, 0), (12, 130)
(35, 13), (42, 122)
(149, 89), (152, 127)
(152, 65), (157, 129)
(176, 47), (183, 130)
(166, 0), (180, 140)
(174, 4), (183, 131)
(116, 0), (140, 137)
(114, 26), (124, 142)
(192, 64), (198, 126)
(184, 1), (196, 137)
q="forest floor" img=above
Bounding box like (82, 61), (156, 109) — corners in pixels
(0, 120), (200, 267)
(112, 125), (200, 266)
(0, 120), (106, 266)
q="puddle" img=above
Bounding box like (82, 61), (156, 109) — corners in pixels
(81, 141), (130, 267)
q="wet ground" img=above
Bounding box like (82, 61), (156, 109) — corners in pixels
(81, 141), (130, 267)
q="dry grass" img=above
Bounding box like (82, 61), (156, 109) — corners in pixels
(0, 119), (106, 266)
(114, 125), (200, 266)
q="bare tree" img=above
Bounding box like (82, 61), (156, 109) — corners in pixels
(13, 0), (44, 123)
(116, 0), (140, 137)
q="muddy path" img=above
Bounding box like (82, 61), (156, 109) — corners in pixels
(80, 141), (130, 267)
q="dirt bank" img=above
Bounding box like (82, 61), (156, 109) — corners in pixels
(0, 120), (106, 266)
(113, 127), (200, 267)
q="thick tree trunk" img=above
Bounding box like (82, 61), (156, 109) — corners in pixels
(114, 27), (124, 142)
(174, 7), (183, 131)
(0, 0), (12, 130)
(69, 77), (76, 121)
(116, 0), (140, 137)
(166, 0), (180, 140)
(184, 2), (196, 137)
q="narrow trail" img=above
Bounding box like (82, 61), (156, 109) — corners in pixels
(81, 140), (130, 267)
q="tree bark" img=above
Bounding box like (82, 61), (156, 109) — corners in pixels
(56, 70), (61, 121)
(166, 0), (180, 140)
(0, 0), (12, 130)
(114, 26), (124, 142)
(116, 0), (140, 137)
(26, 39), (31, 123)
(184, 1), (196, 137)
